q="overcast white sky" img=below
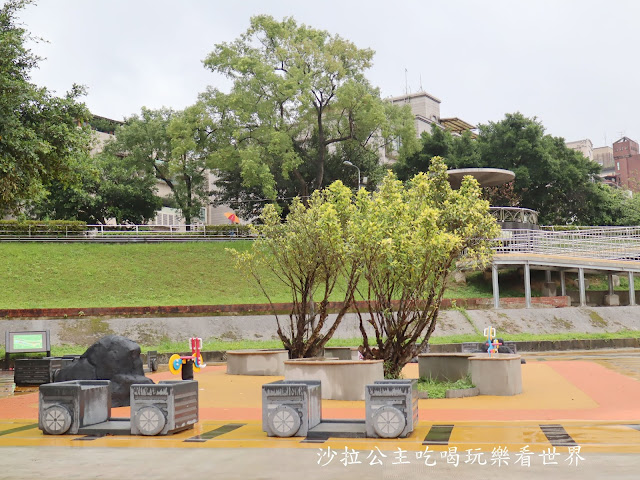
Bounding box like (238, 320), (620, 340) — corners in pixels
(17, 0), (640, 147)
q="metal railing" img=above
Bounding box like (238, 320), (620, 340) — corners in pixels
(0, 224), (254, 242)
(489, 207), (539, 225)
(494, 227), (640, 261)
(4, 223), (640, 262)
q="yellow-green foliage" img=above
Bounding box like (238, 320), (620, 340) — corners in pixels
(229, 181), (360, 357)
(352, 158), (499, 377)
(231, 157), (500, 369)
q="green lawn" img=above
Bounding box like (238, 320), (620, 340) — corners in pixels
(0, 242), (508, 309)
(0, 242), (284, 308)
(0, 242), (636, 309)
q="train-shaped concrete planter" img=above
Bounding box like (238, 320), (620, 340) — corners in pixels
(38, 380), (198, 436)
(262, 379), (418, 439)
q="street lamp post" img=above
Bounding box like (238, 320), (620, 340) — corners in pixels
(343, 160), (361, 190)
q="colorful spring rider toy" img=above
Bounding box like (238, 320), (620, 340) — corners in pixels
(168, 337), (206, 380)
(483, 326), (502, 357)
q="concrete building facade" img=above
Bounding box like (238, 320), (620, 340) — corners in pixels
(566, 139), (593, 160)
(594, 146), (614, 170)
(381, 91), (475, 164)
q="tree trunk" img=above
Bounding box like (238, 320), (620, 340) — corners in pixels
(185, 169), (192, 231)
(315, 109), (325, 190)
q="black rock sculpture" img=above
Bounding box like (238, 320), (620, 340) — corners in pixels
(55, 335), (153, 407)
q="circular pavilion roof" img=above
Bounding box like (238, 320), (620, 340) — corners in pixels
(446, 168), (515, 189)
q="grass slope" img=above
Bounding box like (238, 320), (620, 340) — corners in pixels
(0, 242), (504, 309)
(1, 242), (631, 309)
(1, 242), (277, 308)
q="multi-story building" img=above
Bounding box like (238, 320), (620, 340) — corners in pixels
(381, 91), (475, 164)
(566, 140), (621, 186)
(593, 146), (616, 182)
(594, 146), (614, 170)
(566, 139), (593, 160)
(613, 136), (640, 192)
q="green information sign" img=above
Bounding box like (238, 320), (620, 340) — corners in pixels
(12, 334), (45, 351)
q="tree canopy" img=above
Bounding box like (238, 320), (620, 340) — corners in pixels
(0, 0), (92, 214)
(394, 114), (614, 225)
(202, 15), (418, 217)
(353, 159), (499, 377)
(233, 157), (499, 377)
(29, 150), (161, 225)
(106, 107), (212, 228)
(476, 113), (604, 224)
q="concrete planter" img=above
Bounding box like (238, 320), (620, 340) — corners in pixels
(470, 354), (522, 396)
(445, 386), (479, 398)
(323, 347), (359, 361)
(418, 353), (475, 382)
(226, 349), (289, 376)
(284, 358), (384, 401)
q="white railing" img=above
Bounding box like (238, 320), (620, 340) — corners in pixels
(489, 207), (539, 225)
(0, 224), (254, 242)
(494, 227), (640, 261)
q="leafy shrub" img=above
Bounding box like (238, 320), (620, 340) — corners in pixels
(0, 220), (87, 236)
(204, 224), (253, 236)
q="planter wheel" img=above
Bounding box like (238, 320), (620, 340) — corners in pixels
(134, 406), (166, 436)
(372, 406), (406, 438)
(42, 405), (72, 435)
(268, 405), (301, 437)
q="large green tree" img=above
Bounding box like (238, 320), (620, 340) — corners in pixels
(107, 107), (212, 228)
(394, 124), (480, 181)
(0, 0), (92, 214)
(476, 113), (604, 224)
(397, 113), (612, 225)
(29, 150), (161, 225)
(202, 15), (418, 217)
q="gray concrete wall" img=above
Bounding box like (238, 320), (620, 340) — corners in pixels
(2, 306), (640, 348)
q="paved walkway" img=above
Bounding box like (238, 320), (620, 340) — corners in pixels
(0, 351), (639, 478)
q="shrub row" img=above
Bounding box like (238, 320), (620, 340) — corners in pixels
(204, 224), (253, 236)
(0, 220), (87, 235)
